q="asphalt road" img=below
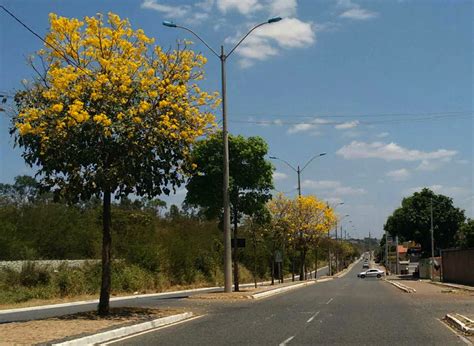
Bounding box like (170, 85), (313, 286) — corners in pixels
(0, 266), (329, 323)
(111, 263), (465, 346)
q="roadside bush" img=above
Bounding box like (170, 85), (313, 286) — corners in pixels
(19, 262), (51, 287)
(54, 265), (88, 297)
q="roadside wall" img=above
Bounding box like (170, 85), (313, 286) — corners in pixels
(0, 260), (100, 271)
(442, 248), (474, 286)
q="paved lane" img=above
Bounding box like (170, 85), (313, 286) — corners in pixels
(112, 263), (464, 345)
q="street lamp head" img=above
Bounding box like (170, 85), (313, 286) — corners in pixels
(319, 152), (327, 157)
(162, 21), (177, 28)
(269, 156), (278, 159)
(267, 16), (282, 23)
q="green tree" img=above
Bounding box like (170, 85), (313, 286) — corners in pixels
(384, 188), (465, 256)
(184, 133), (274, 291)
(0, 175), (39, 205)
(11, 13), (217, 314)
(457, 219), (474, 248)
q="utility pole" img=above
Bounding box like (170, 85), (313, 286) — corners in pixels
(395, 235), (399, 275)
(385, 228), (389, 273)
(430, 197), (435, 281)
(163, 17), (283, 293)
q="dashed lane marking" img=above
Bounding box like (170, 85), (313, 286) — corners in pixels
(326, 297), (334, 305)
(279, 336), (295, 345)
(307, 311), (320, 323)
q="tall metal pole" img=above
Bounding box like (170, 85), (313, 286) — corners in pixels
(385, 229), (388, 272)
(430, 197), (435, 281)
(297, 166), (301, 196)
(220, 46), (232, 293)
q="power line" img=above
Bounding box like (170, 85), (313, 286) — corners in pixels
(0, 5), (91, 76)
(230, 113), (472, 127)
(229, 110), (473, 119)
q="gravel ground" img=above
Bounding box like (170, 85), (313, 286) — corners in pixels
(0, 307), (180, 345)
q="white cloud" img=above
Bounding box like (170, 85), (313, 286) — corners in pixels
(336, 141), (457, 162)
(302, 179), (366, 196)
(335, 120), (359, 130)
(386, 168), (410, 181)
(288, 123), (316, 134)
(403, 185), (471, 200)
(140, 0), (191, 17)
(336, 0), (378, 20)
(228, 17), (315, 67)
(273, 172), (288, 181)
(216, 0), (263, 15)
(287, 118), (330, 134)
(268, 0), (297, 17)
(340, 8), (378, 20)
(376, 132), (389, 138)
(195, 0), (215, 11)
(416, 159), (446, 171)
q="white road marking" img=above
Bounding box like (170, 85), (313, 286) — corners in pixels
(100, 315), (205, 345)
(437, 318), (473, 346)
(279, 336), (295, 345)
(326, 297), (334, 305)
(307, 311), (320, 323)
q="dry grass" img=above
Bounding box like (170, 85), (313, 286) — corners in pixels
(0, 307), (179, 345)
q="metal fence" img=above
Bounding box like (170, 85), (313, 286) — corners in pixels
(441, 248), (474, 286)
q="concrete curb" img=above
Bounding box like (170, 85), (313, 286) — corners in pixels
(51, 312), (194, 345)
(427, 281), (474, 292)
(250, 281), (316, 299)
(385, 279), (416, 293)
(0, 288), (219, 315)
(446, 313), (474, 335)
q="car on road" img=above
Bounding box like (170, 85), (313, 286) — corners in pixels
(357, 268), (384, 278)
(362, 262), (369, 268)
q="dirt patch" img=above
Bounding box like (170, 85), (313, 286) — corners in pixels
(0, 307), (180, 345)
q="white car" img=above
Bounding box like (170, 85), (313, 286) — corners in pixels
(357, 268), (384, 279)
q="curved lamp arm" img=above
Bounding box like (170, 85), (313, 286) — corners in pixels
(301, 152), (326, 172)
(269, 156), (297, 172)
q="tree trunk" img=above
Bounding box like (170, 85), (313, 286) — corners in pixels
(299, 247), (306, 281)
(98, 189), (111, 316)
(253, 229), (257, 289)
(314, 247), (318, 279)
(271, 257), (275, 285)
(233, 210), (239, 292)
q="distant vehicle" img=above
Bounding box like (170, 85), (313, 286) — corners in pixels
(358, 269), (384, 279)
(362, 262), (369, 268)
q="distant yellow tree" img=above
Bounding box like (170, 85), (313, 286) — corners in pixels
(268, 194), (335, 280)
(12, 12), (218, 314)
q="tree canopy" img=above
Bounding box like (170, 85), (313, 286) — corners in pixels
(184, 132), (274, 290)
(11, 12), (218, 314)
(185, 132), (274, 222)
(384, 188), (465, 256)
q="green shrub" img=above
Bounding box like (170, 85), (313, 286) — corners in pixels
(19, 262), (51, 287)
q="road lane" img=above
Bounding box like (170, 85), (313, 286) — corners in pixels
(112, 263), (463, 345)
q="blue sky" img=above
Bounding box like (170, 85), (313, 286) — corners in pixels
(1, 0), (472, 239)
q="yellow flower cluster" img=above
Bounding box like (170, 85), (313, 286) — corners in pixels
(267, 194), (336, 244)
(15, 12), (219, 150)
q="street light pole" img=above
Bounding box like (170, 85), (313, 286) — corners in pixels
(220, 45), (232, 293)
(430, 197), (435, 281)
(164, 17), (282, 293)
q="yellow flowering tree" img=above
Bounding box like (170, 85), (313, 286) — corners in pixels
(267, 194), (335, 280)
(11, 13), (218, 315)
